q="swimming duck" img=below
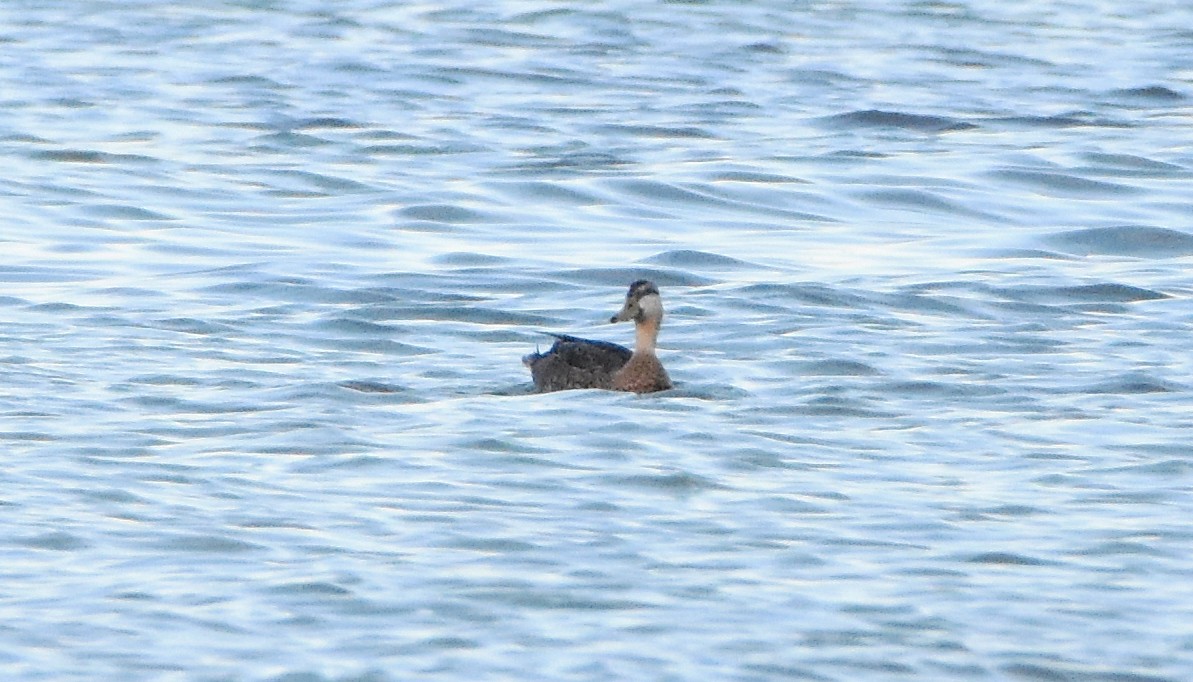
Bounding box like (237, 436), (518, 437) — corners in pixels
(524, 280), (673, 393)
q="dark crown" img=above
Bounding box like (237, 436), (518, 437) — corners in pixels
(626, 280), (659, 298)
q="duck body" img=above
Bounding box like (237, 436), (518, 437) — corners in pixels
(524, 280), (673, 394)
(611, 351), (672, 393)
(523, 333), (631, 392)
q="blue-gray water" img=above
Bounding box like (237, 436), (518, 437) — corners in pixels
(3, 2), (1193, 680)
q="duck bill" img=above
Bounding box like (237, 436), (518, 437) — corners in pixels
(610, 303), (634, 323)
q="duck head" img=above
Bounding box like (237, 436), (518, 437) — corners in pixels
(610, 279), (663, 324)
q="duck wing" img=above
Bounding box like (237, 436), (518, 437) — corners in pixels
(524, 333), (632, 392)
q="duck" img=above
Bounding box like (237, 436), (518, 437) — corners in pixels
(524, 280), (673, 394)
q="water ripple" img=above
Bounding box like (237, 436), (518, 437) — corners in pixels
(4, 2), (1192, 681)
(821, 110), (978, 133)
(1046, 226), (1193, 257)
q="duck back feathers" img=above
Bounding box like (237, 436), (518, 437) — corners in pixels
(523, 334), (632, 392)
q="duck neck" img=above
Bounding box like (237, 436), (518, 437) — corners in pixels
(634, 316), (661, 355)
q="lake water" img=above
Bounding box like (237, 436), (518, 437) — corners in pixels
(3, 1), (1193, 680)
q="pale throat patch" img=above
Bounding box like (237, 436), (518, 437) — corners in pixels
(636, 293), (663, 320)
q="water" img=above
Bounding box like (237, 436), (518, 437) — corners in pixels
(3, 1), (1192, 680)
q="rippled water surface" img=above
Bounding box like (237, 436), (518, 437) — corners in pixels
(4, 2), (1193, 680)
